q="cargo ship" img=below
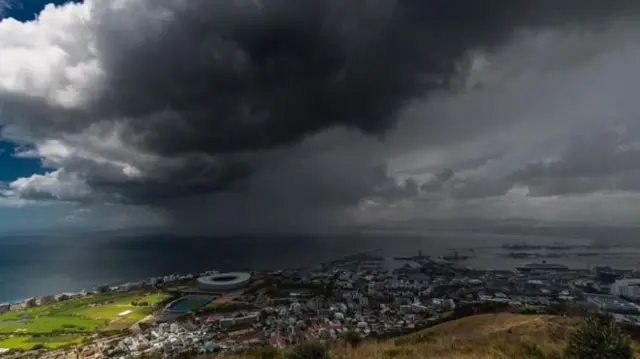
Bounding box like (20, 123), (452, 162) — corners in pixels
(502, 242), (572, 250)
(441, 251), (473, 262)
(516, 260), (569, 273)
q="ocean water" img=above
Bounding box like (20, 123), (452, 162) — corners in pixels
(1, 229), (640, 303)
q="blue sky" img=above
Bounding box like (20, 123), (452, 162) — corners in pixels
(1, 0), (75, 20)
(0, 0), (94, 232)
(0, 140), (45, 182)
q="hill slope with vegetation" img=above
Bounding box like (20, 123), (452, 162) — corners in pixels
(215, 312), (639, 359)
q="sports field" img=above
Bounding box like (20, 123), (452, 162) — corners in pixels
(0, 291), (171, 350)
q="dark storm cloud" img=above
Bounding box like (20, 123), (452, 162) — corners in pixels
(92, 0), (640, 156)
(421, 169), (511, 200)
(371, 171), (419, 201)
(155, 159), (420, 234)
(449, 179), (512, 199)
(86, 158), (254, 203)
(523, 177), (609, 197)
(509, 130), (640, 196)
(2, 0), (640, 204)
(397, 148), (506, 187)
(512, 132), (639, 179)
(436, 168), (455, 183)
(421, 168), (455, 192)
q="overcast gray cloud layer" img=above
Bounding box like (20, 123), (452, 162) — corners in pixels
(2, 0), (640, 232)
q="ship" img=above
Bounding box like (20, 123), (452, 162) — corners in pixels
(503, 243), (542, 250)
(441, 251), (473, 262)
(516, 260), (569, 273)
(502, 242), (572, 250)
(576, 252), (598, 257)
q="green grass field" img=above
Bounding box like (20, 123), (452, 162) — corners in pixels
(74, 292), (167, 320)
(0, 335), (84, 350)
(0, 291), (171, 349)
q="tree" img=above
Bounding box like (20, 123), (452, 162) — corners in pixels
(564, 312), (632, 359)
(323, 281), (335, 298)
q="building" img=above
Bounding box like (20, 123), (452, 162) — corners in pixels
(37, 295), (55, 306)
(55, 293), (70, 302)
(306, 298), (320, 311)
(586, 294), (640, 314)
(611, 279), (640, 299)
(216, 312), (260, 328)
(122, 281), (145, 291)
(359, 296), (369, 307)
(196, 272), (251, 292)
(23, 297), (36, 308)
(95, 285), (111, 294)
(0, 303), (10, 313)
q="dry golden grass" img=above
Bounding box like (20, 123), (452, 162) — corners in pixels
(213, 313), (640, 359)
(330, 313), (567, 359)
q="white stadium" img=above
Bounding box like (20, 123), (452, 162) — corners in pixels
(196, 272), (251, 292)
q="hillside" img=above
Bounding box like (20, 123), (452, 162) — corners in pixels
(326, 313), (570, 359)
(219, 313), (640, 359)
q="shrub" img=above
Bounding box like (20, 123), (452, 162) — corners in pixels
(251, 347), (282, 359)
(285, 343), (330, 359)
(30, 344), (46, 351)
(343, 330), (362, 348)
(548, 320), (570, 342)
(564, 312), (632, 359)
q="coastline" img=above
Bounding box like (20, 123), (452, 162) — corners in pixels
(3, 238), (640, 305)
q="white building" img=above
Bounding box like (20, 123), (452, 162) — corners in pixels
(611, 279), (640, 299)
(218, 312), (260, 328)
